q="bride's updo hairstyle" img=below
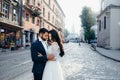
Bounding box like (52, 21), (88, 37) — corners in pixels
(49, 29), (65, 57)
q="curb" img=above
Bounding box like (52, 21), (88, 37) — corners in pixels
(95, 49), (120, 62)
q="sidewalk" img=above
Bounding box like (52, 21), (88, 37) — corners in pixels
(96, 47), (120, 62)
(0, 47), (30, 55)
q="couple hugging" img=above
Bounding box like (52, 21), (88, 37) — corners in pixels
(31, 28), (65, 80)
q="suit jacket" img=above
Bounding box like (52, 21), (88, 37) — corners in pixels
(31, 39), (48, 74)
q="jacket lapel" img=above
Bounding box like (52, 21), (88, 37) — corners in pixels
(37, 39), (46, 55)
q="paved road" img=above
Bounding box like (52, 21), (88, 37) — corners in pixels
(62, 43), (120, 80)
(0, 43), (120, 80)
(0, 43), (74, 80)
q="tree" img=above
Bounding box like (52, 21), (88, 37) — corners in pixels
(80, 6), (96, 43)
(90, 29), (95, 40)
(63, 29), (69, 38)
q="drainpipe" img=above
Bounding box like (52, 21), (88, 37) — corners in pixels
(20, 0), (23, 26)
(19, 0), (24, 48)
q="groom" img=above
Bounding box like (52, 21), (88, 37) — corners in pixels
(31, 28), (55, 80)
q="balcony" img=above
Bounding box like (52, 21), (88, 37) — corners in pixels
(31, 6), (41, 17)
(0, 12), (4, 16)
(0, 17), (22, 29)
(11, 0), (18, 6)
(24, 3), (41, 17)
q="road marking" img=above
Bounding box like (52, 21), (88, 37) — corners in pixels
(12, 44), (76, 68)
(13, 60), (32, 68)
(64, 44), (76, 52)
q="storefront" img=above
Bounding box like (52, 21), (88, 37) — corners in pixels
(23, 29), (36, 47)
(0, 23), (23, 49)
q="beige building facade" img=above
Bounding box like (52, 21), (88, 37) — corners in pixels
(23, 0), (42, 47)
(0, 0), (23, 49)
(23, 0), (65, 47)
(0, 0), (65, 49)
(41, 0), (65, 41)
(97, 0), (120, 49)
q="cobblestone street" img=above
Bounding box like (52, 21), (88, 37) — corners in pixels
(0, 43), (120, 80)
(62, 43), (120, 80)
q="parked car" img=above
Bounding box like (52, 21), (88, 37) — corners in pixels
(69, 38), (81, 43)
(90, 40), (97, 43)
(63, 39), (69, 43)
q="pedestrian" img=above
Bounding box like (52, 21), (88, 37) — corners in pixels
(79, 42), (81, 46)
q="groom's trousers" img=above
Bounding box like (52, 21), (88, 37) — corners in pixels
(33, 73), (42, 80)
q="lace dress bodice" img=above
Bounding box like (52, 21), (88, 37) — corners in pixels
(47, 42), (60, 60)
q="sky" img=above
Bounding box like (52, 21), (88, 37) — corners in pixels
(57, 0), (101, 34)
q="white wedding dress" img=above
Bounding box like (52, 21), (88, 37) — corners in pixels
(42, 42), (64, 80)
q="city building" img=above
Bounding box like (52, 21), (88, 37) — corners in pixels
(41, 0), (65, 41)
(22, 0), (42, 47)
(97, 0), (120, 49)
(0, 0), (65, 49)
(22, 0), (65, 47)
(0, 0), (23, 49)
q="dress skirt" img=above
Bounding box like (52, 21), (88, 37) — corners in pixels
(42, 61), (64, 80)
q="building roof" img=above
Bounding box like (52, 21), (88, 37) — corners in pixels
(97, 4), (120, 18)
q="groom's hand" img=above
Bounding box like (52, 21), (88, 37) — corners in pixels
(38, 53), (42, 57)
(47, 54), (55, 60)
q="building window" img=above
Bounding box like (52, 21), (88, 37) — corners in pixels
(53, 5), (55, 11)
(27, 0), (30, 4)
(49, 0), (51, 6)
(32, 16), (35, 24)
(43, 7), (45, 17)
(38, 1), (40, 6)
(30, 32), (34, 43)
(43, 22), (45, 28)
(26, 13), (29, 21)
(99, 20), (101, 31)
(43, 22), (44, 28)
(48, 26), (50, 30)
(104, 16), (106, 29)
(25, 31), (29, 43)
(14, 0), (18, 2)
(2, 3), (9, 18)
(48, 12), (50, 20)
(23, 11), (25, 17)
(37, 19), (40, 26)
(40, 19), (42, 26)
(12, 8), (18, 21)
(33, 0), (35, 5)
(52, 16), (54, 23)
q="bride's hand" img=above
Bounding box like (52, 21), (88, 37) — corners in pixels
(50, 58), (56, 61)
(38, 53), (43, 57)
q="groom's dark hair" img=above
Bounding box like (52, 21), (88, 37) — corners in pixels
(39, 28), (48, 34)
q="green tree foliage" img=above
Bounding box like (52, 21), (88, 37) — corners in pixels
(63, 29), (70, 38)
(80, 6), (96, 43)
(90, 29), (95, 40)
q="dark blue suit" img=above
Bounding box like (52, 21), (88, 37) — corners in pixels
(31, 39), (48, 80)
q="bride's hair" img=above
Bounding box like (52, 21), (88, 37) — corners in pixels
(49, 29), (65, 57)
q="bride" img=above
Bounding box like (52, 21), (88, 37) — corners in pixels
(38, 29), (65, 80)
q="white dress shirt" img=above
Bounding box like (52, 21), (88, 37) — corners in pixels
(38, 37), (48, 53)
